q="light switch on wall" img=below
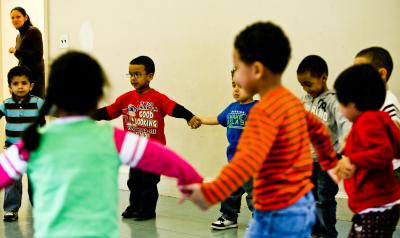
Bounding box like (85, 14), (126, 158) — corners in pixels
(60, 34), (69, 48)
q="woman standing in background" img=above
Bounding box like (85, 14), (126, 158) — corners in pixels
(9, 6), (45, 98)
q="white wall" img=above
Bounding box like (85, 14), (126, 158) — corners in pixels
(47, 0), (400, 196)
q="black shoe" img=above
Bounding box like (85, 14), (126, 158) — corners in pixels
(121, 208), (139, 219)
(134, 213), (156, 221)
(3, 212), (18, 222)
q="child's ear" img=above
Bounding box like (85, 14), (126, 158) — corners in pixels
(252, 61), (265, 80)
(147, 73), (154, 81)
(378, 68), (388, 82)
(29, 83), (34, 92)
(8, 86), (12, 95)
(321, 74), (328, 83)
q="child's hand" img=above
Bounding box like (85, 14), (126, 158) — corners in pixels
(178, 183), (210, 210)
(336, 156), (356, 179)
(188, 116), (202, 129)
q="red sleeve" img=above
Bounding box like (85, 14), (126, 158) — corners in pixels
(159, 93), (177, 116)
(347, 115), (395, 169)
(105, 92), (130, 119)
(305, 111), (338, 170)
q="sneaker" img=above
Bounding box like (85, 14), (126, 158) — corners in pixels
(3, 211), (18, 222)
(211, 216), (238, 230)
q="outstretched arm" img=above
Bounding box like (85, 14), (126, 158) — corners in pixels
(172, 104), (201, 129)
(114, 128), (203, 185)
(199, 116), (219, 125)
(92, 107), (111, 121)
(0, 142), (29, 188)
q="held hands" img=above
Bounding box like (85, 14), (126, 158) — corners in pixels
(335, 156), (356, 180)
(9, 47), (16, 54)
(188, 116), (202, 129)
(328, 156), (356, 184)
(178, 183), (210, 210)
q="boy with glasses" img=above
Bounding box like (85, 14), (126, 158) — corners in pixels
(94, 56), (201, 221)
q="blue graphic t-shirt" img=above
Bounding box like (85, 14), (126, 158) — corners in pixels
(217, 100), (257, 161)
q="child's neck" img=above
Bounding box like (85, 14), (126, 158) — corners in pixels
(258, 74), (282, 98)
(136, 86), (151, 94)
(312, 87), (329, 99)
(238, 98), (254, 104)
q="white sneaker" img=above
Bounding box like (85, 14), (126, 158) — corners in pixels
(211, 216), (238, 230)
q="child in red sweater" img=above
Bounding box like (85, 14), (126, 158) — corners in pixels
(335, 64), (400, 237)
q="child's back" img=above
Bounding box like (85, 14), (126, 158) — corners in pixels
(29, 120), (121, 236)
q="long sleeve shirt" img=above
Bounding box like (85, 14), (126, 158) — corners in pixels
(343, 111), (400, 213)
(201, 87), (337, 211)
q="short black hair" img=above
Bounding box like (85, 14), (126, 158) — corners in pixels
(355, 47), (393, 81)
(234, 21), (291, 74)
(7, 66), (32, 85)
(130, 56), (155, 74)
(334, 64), (385, 111)
(297, 55), (328, 78)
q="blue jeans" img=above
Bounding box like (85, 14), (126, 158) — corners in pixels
(245, 192), (316, 238)
(311, 162), (339, 238)
(220, 179), (253, 220)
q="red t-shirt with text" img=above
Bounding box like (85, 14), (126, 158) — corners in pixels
(105, 89), (176, 145)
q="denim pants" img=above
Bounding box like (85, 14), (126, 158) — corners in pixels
(245, 191), (316, 238)
(311, 162), (339, 238)
(220, 179), (253, 220)
(3, 176), (33, 212)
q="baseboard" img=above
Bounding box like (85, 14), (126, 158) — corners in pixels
(118, 166), (349, 200)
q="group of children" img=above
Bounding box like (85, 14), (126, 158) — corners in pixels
(0, 20), (399, 238)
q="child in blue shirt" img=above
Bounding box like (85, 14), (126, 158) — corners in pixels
(200, 69), (257, 230)
(0, 66), (44, 221)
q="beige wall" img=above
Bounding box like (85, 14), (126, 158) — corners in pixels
(46, 0), (400, 195)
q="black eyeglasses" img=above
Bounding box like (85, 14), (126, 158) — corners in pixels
(126, 72), (146, 79)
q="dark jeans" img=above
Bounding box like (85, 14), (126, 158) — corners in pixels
(220, 179), (253, 220)
(3, 176), (33, 212)
(126, 168), (160, 216)
(311, 162), (339, 238)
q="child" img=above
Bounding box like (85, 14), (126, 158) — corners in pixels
(354, 47), (400, 175)
(0, 65), (44, 222)
(200, 69), (257, 230)
(334, 64), (400, 238)
(181, 21), (339, 238)
(93, 55), (201, 221)
(0, 51), (203, 238)
(297, 55), (351, 238)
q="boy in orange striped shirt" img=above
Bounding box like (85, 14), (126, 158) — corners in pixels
(181, 22), (340, 238)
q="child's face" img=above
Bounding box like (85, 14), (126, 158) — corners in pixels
(231, 79), (253, 104)
(232, 49), (258, 95)
(128, 64), (153, 92)
(339, 102), (361, 122)
(9, 75), (33, 99)
(297, 71), (327, 98)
